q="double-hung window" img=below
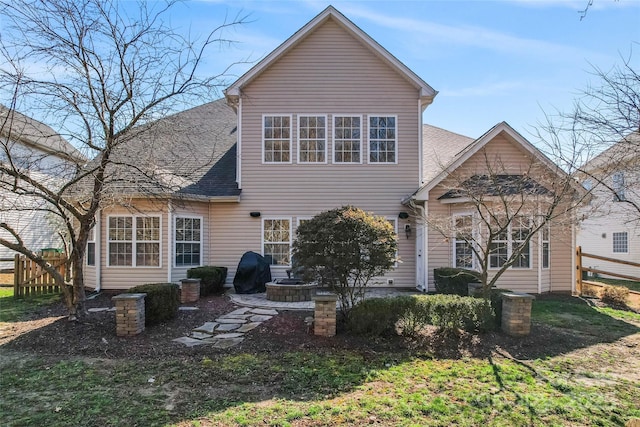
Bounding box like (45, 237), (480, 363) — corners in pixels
(489, 216), (531, 269)
(87, 226), (96, 266)
(542, 226), (550, 269)
(612, 232), (628, 253)
(175, 217), (202, 267)
(263, 218), (291, 266)
(369, 116), (396, 163)
(108, 216), (160, 267)
(454, 215), (474, 269)
(333, 116), (361, 163)
(612, 172), (625, 202)
(298, 115), (326, 163)
(263, 115), (291, 163)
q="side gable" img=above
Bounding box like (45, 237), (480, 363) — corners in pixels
(414, 122), (570, 201)
(225, 6), (437, 109)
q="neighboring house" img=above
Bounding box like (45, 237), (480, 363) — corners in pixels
(576, 132), (640, 279)
(0, 105), (86, 268)
(82, 6), (577, 293)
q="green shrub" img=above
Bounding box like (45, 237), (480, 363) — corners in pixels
(477, 288), (512, 328)
(187, 266), (228, 296)
(348, 294), (495, 336)
(127, 283), (179, 326)
(434, 268), (481, 296)
(348, 296), (416, 336)
(601, 285), (629, 307)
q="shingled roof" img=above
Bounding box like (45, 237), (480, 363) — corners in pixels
(438, 174), (552, 200)
(88, 98), (239, 199)
(422, 124), (474, 184)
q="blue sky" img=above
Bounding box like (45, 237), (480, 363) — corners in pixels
(167, 0), (639, 139)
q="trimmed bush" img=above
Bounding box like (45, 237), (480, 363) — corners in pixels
(601, 285), (629, 307)
(348, 294), (495, 336)
(434, 268), (481, 296)
(187, 266), (228, 296)
(127, 283), (179, 326)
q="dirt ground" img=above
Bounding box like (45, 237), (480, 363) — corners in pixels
(1, 292), (639, 381)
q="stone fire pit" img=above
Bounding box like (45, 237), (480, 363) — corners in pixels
(265, 279), (317, 302)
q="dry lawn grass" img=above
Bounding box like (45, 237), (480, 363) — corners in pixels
(0, 273), (13, 286)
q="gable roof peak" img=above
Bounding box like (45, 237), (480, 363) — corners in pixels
(225, 5), (436, 108)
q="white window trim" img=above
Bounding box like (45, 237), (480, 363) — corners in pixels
(367, 114), (398, 165)
(332, 114), (363, 164)
(488, 216), (533, 270)
(297, 114), (328, 164)
(173, 215), (204, 268)
(452, 212), (475, 270)
(106, 215), (162, 268)
(262, 216), (293, 268)
(612, 231), (629, 254)
(542, 226), (550, 270)
(262, 114), (293, 164)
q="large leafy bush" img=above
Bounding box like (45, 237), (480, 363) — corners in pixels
(127, 283), (179, 326)
(187, 266), (228, 296)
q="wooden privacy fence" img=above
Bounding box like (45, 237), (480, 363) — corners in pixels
(14, 254), (70, 297)
(575, 246), (640, 295)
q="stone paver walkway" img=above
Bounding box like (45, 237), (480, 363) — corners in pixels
(172, 306), (279, 348)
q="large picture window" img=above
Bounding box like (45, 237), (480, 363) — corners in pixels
(368, 116), (396, 163)
(263, 115), (291, 163)
(454, 215), (474, 269)
(333, 116), (361, 163)
(108, 216), (160, 267)
(263, 218), (291, 266)
(175, 217), (202, 267)
(298, 115), (326, 163)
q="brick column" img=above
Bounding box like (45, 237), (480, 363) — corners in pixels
(501, 292), (535, 337)
(312, 293), (338, 337)
(112, 293), (146, 337)
(180, 278), (201, 303)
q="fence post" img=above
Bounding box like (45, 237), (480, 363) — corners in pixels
(576, 246), (583, 295)
(13, 254), (20, 297)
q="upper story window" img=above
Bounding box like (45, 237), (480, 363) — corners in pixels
(298, 115), (327, 163)
(612, 232), (628, 253)
(333, 116), (361, 163)
(263, 115), (291, 163)
(369, 116), (397, 163)
(612, 172), (625, 202)
(108, 216), (160, 267)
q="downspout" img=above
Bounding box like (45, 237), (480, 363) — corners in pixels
(167, 200), (173, 283)
(95, 210), (102, 292)
(414, 202), (428, 292)
(537, 204), (542, 294)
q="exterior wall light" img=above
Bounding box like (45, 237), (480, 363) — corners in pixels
(250, 212), (261, 218)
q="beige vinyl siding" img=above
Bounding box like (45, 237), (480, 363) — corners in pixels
(232, 17), (420, 286)
(94, 199), (169, 290)
(84, 265), (96, 289)
(425, 135), (573, 293)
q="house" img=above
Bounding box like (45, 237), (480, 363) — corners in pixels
(0, 105), (86, 269)
(82, 6), (577, 294)
(576, 132), (640, 279)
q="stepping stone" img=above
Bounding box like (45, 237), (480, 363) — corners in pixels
(88, 307), (111, 313)
(216, 323), (242, 332)
(227, 307), (251, 316)
(250, 308), (279, 316)
(211, 332), (244, 339)
(191, 331), (213, 340)
(193, 322), (218, 334)
(249, 315), (273, 322)
(212, 337), (244, 349)
(217, 313), (253, 320)
(179, 306), (199, 311)
(236, 322), (261, 333)
(216, 318), (246, 324)
(172, 336), (210, 347)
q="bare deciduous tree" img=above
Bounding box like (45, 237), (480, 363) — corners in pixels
(0, 0), (247, 319)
